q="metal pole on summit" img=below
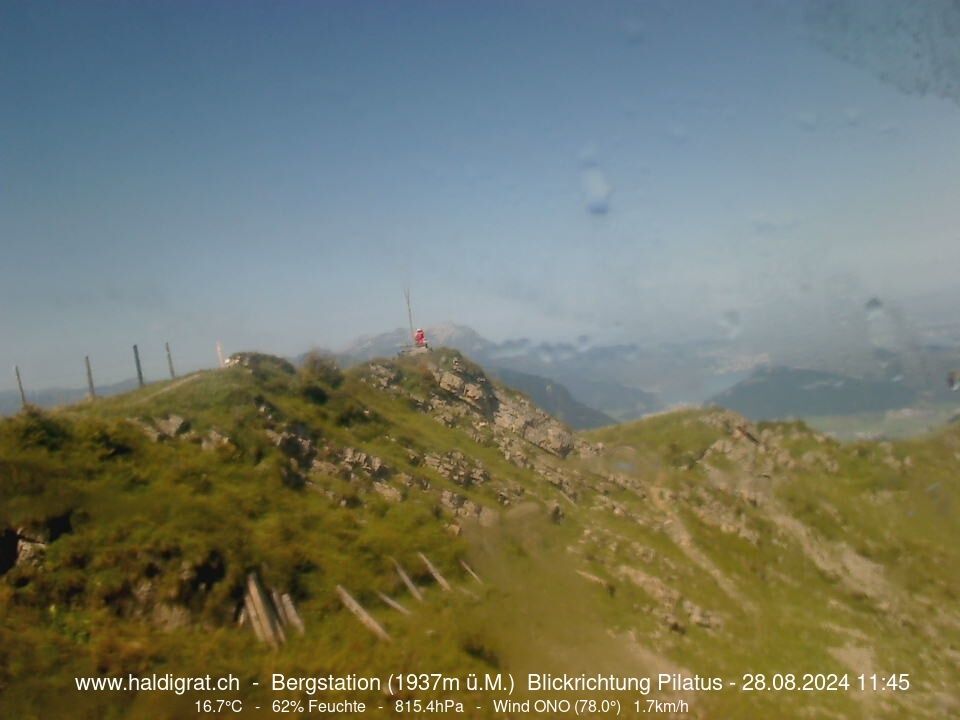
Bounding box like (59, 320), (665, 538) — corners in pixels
(404, 288), (415, 346)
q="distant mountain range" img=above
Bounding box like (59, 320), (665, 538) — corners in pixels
(709, 366), (918, 420)
(0, 379), (141, 416)
(486, 367), (616, 429)
(8, 323), (956, 428)
(324, 324), (667, 426)
(329, 323), (960, 426)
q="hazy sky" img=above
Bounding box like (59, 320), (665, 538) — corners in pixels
(2, 1), (960, 389)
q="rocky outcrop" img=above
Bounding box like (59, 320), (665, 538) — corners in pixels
(225, 353), (296, 375)
(364, 363), (400, 390)
(129, 414), (191, 442)
(531, 456), (583, 499)
(360, 351), (586, 471)
(156, 415), (189, 438)
(492, 392), (574, 458)
(423, 451), (489, 487)
(438, 490), (499, 526)
(431, 356), (498, 415)
(337, 446), (389, 479)
(201, 429), (233, 452)
(422, 352), (578, 459)
(0, 512), (74, 575)
(617, 564), (722, 633)
(265, 425), (317, 469)
(373, 482), (404, 502)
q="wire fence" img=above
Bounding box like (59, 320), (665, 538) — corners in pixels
(10, 341), (227, 412)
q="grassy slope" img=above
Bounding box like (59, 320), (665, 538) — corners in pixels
(582, 412), (960, 718)
(1, 354), (958, 718)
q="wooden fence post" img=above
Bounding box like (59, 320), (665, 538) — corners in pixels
(165, 342), (176, 379)
(419, 552), (451, 592)
(244, 573), (285, 648)
(133, 344), (144, 388)
(377, 591), (412, 616)
(460, 559), (483, 585)
(391, 557), (423, 602)
(84, 356), (96, 399)
(14, 366), (27, 409)
(336, 585), (392, 642)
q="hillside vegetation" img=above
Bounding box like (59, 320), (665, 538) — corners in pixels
(1, 349), (958, 719)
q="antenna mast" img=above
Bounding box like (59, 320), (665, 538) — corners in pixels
(404, 288), (415, 345)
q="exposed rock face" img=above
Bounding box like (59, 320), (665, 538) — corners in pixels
(431, 356), (498, 414)
(156, 415), (189, 438)
(438, 489), (498, 525)
(437, 371), (466, 396)
(421, 352), (577, 458)
(353, 350), (600, 509)
(373, 482), (403, 502)
(492, 394), (574, 457)
(130, 415), (191, 442)
(616, 563), (722, 632)
(0, 513), (73, 575)
(360, 351), (592, 474)
(423, 451), (489, 487)
(265, 426), (317, 469)
(337, 447), (389, 479)
(365, 363), (400, 389)
(201, 429), (233, 452)
(531, 457), (582, 499)
(493, 482), (525, 506)
(152, 603), (190, 631)
(15, 535), (46, 567)
(687, 487), (760, 545)
(225, 353), (296, 375)
(440, 489), (466, 512)
(696, 412), (845, 482)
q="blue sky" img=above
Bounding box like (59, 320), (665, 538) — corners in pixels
(2, 1), (959, 389)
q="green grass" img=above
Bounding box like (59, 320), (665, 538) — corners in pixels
(2, 352), (958, 718)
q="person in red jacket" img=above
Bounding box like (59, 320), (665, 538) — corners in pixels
(414, 328), (427, 347)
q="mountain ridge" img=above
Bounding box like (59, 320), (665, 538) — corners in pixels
(709, 365), (919, 420)
(2, 347), (958, 717)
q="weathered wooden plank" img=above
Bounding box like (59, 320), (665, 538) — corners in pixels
(336, 585), (391, 642)
(391, 557), (423, 602)
(245, 573), (285, 648)
(418, 552), (451, 592)
(244, 590), (273, 645)
(377, 591), (412, 616)
(278, 592), (305, 635)
(460, 559), (483, 585)
(575, 569), (613, 594)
